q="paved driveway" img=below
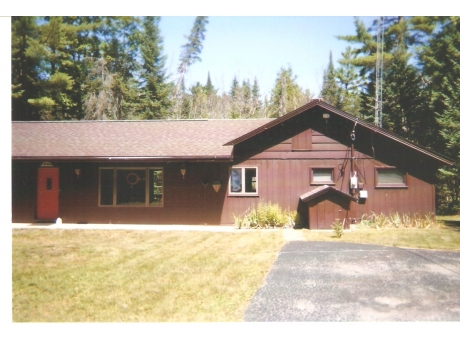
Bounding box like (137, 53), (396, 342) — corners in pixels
(244, 241), (460, 321)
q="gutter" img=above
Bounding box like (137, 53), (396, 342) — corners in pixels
(11, 155), (234, 163)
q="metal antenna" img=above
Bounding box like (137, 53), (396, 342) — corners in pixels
(375, 16), (384, 127)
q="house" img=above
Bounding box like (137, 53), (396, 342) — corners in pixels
(12, 99), (453, 229)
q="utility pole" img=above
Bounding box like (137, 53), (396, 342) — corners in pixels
(375, 16), (384, 127)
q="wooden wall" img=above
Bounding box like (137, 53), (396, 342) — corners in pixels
(222, 127), (436, 227)
(12, 125), (437, 227)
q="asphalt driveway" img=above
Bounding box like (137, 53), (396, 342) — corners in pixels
(244, 241), (460, 321)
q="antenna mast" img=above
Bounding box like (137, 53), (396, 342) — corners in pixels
(375, 16), (384, 127)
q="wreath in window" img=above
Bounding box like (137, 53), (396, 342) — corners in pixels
(126, 172), (140, 185)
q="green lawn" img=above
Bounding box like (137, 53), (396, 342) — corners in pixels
(12, 229), (284, 322)
(301, 217), (460, 250)
(12, 222), (460, 322)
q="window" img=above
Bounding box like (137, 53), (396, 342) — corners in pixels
(311, 168), (334, 185)
(376, 167), (406, 188)
(229, 167), (257, 195)
(99, 167), (163, 206)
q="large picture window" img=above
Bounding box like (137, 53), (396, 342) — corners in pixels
(375, 167), (406, 188)
(99, 167), (163, 206)
(229, 167), (257, 195)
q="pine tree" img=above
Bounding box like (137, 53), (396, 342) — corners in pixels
(320, 51), (340, 106)
(335, 46), (363, 116)
(268, 66), (307, 118)
(138, 16), (173, 119)
(174, 16), (209, 97)
(11, 16), (42, 121)
(420, 17), (460, 213)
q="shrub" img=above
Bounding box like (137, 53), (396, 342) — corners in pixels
(358, 212), (438, 230)
(232, 201), (298, 229)
(331, 218), (343, 238)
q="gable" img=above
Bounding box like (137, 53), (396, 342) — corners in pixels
(227, 99), (452, 169)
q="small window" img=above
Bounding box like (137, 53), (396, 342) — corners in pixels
(311, 168), (334, 185)
(376, 168), (407, 188)
(229, 167), (257, 195)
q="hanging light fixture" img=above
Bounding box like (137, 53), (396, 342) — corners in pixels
(180, 163), (186, 179)
(212, 180), (221, 193)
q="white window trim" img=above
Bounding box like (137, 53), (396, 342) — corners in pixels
(228, 166), (259, 196)
(99, 167), (164, 207)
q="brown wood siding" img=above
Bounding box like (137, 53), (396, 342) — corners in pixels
(292, 129), (312, 150)
(224, 139), (438, 226)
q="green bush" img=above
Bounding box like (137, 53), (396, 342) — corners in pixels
(233, 201), (298, 229)
(331, 218), (344, 238)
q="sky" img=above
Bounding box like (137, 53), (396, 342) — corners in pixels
(160, 16), (377, 98)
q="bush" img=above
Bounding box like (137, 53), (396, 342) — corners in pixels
(358, 212), (438, 230)
(331, 218), (343, 238)
(233, 201), (298, 229)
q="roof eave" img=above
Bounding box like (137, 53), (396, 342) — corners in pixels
(12, 155), (234, 163)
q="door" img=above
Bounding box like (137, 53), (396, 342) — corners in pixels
(308, 194), (349, 229)
(36, 167), (59, 220)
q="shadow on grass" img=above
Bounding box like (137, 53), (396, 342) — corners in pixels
(441, 221), (460, 231)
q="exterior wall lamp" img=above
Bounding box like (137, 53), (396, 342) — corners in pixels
(180, 163), (186, 179)
(75, 168), (81, 178)
(212, 180), (221, 193)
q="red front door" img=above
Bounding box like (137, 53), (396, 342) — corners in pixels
(36, 167), (59, 220)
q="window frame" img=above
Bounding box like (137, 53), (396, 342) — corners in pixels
(375, 167), (407, 188)
(310, 167), (335, 186)
(99, 167), (164, 207)
(228, 166), (259, 196)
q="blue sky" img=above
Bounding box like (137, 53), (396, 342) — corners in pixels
(159, 16), (377, 98)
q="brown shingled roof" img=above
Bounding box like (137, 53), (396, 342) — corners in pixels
(12, 119), (272, 161)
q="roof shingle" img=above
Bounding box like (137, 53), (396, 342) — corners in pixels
(12, 119), (272, 161)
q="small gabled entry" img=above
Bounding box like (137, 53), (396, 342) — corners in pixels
(36, 167), (59, 220)
(300, 185), (356, 229)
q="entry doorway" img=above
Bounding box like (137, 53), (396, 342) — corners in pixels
(308, 194), (350, 229)
(36, 167), (59, 220)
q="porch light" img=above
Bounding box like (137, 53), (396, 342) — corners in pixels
(323, 113), (330, 119)
(212, 180), (221, 193)
(75, 169), (81, 178)
(180, 163), (186, 179)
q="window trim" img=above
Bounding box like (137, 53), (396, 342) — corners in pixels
(228, 166), (259, 196)
(375, 167), (407, 188)
(99, 167), (164, 207)
(310, 167), (335, 186)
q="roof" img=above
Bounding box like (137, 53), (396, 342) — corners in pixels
(225, 99), (453, 166)
(300, 185), (357, 203)
(12, 119), (272, 161)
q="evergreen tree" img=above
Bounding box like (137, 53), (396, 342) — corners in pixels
(11, 16), (42, 121)
(205, 71), (217, 96)
(335, 46), (363, 116)
(174, 16), (209, 97)
(268, 66), (307, 118)
(138, 16), (173, 119)
(320, 51), (340, 106)
(420, 17), (460, 213)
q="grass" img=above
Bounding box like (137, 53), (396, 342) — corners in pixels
(301, 217), (460, 251)
(12, 229), (284, 322)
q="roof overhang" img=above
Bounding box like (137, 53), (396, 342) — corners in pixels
(12, 155), (234, 163)
(300, 185), (358, 203)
